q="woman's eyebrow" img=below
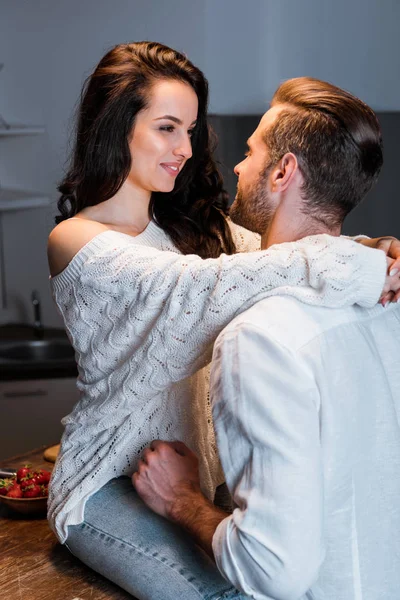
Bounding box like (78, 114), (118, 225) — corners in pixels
(154, 115), (197, 126)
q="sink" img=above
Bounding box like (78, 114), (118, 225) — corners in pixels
(0, 339), (75, 362)
(0, 326), (78, 380)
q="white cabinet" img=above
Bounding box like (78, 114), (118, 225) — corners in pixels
(0, 125), (50, 308)
(0, 126), (45, 137)
(0, 377), (80, 460)
(0, 187), (50, 211)
(0, 126), (49, 211)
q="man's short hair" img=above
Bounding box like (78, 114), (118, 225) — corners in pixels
(266, 77), (383, 228)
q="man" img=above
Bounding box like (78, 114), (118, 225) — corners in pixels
(133, 78), (400, 599)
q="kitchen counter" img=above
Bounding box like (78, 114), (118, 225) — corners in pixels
(0, 446), (134, 600)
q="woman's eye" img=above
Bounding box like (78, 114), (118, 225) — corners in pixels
(188, 129), (195, 137)
(159, 125), (175, 133)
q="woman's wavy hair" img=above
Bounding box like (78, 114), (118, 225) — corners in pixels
(56, 41), (236, 258)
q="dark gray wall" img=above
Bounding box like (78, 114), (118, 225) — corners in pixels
(209, 113), (400, 238)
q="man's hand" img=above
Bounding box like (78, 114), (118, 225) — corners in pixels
(132, 440), (201, 520)
(132, 441), (228, 558)
(358, 237), (400, 304)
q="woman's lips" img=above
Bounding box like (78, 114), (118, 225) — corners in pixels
(160, 163), (181, 177)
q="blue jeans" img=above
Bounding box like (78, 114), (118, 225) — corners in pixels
(65, 477), (248, 600)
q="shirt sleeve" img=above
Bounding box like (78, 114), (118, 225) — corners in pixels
(211, 321), (324, 600)
(69, 232), (385, 391)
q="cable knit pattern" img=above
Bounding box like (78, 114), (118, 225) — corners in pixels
(48, 221), (386, 543)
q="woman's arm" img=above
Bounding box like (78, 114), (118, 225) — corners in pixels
(227, 220), (261, 252)
(58, 231), (392, 391)
(356, 236), (400, 304)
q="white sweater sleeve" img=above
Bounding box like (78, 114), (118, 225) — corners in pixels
(227, 220), (261, 252)
(211, 322), (323, 600)
(53, 231), (386, 393)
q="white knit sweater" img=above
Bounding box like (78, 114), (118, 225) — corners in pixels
(48, 220), (386, 543)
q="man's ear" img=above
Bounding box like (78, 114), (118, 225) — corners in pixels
(271, 153), (298, 192)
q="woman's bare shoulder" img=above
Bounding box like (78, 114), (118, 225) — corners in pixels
(47, 218), (109, 277)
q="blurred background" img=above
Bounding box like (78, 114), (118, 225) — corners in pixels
(1, 0), (399, 327)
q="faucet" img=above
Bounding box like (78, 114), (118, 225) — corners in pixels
(31, 290), (44, 339)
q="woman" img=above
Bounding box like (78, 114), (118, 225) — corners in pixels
(47, 42), (398, 599)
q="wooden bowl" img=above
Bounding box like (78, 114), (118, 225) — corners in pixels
(0, 494), (48, 515)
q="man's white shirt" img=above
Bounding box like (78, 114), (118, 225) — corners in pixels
(210, 297), (400, 600)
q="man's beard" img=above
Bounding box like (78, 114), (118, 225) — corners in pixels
(229, 168), (275, 235)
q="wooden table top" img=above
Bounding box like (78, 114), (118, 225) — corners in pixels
(0, 446), (134, 600)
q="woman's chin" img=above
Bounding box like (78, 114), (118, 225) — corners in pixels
(155, 181), (176, 193)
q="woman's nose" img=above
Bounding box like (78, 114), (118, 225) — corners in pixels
(174, 134), (193, 159)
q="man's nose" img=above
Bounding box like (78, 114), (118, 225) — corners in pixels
(234, 161), (243, 176)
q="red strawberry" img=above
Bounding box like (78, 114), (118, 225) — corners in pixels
(23, 484), (42, 498)
(0, 478), (14, 496)
(40, 485), (49, 497)
(20, 477), (37, 490)
(7, 484), (23, 498)
(16, 465), (32, 483)
(32, 469), (51, 485)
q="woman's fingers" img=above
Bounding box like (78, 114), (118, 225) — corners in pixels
(380, 291), (395, 307)
(383, 258), (400, 299)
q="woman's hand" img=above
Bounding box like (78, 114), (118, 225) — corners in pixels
(358, 237), (400, 305)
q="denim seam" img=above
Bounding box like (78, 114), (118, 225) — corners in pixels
(207, 588), (244, 600)
(76, 520), (209, 599)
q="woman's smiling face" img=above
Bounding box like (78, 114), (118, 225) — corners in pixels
(127, 79), (198, 195)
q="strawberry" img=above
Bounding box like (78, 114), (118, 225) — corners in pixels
(16, 465), (32, 483)
(0, 478), (14, 496)
(1, 466), (51, 499)
(20, 477), (37, 490)
(40, 484), (49, 497)
(32, 469), (51, 485)
(7, 483), (23, 498)
(23, 484), (42, 498)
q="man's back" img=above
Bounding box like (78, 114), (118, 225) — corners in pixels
(211, 298), (400, 599)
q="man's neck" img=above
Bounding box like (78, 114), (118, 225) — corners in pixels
(260, 211), (341, 249)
